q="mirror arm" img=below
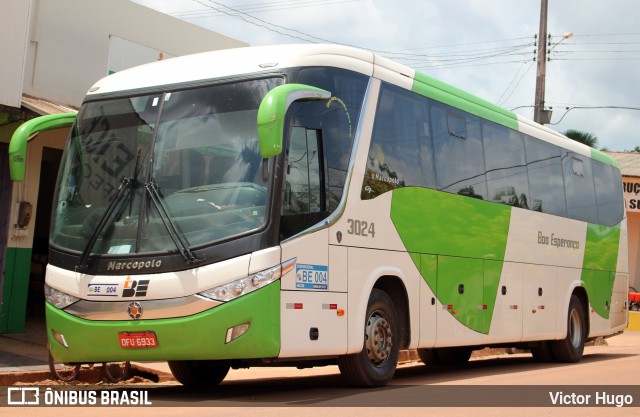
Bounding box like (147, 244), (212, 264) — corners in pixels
(257, 84), (330, 158)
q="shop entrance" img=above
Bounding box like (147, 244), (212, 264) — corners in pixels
(27, 147), (62, 318)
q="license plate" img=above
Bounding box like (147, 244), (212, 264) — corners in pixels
(118, 331), (158, 349)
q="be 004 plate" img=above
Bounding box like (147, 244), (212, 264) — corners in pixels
(118, 332), (158, 349)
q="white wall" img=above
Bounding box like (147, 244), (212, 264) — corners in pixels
(0, 1), (32, 107)
(21, 0), (247, 108)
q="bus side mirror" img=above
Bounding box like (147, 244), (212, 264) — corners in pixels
(257, 84), (330, 158)
(9, 112), (77, 182)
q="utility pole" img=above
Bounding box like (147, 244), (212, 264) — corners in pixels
(534, 0), (551, 124)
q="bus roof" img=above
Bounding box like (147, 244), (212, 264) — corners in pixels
(86, 44), (613, 167)
(87, 44), (378, 97)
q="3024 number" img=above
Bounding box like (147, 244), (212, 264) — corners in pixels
(347, 219), (375, 238)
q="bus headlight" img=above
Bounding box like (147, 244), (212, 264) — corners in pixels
(199, 258), (296, 302)
(44, 284), (80, 309)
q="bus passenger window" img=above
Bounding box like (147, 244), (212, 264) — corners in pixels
(524, 137), (567, 216)
(431, 105), (487, 200)
(593, 162), (624, 226)
(362, 83), (435, 200)
(483, 123), (530, 208)
(563, 153), (597, 223)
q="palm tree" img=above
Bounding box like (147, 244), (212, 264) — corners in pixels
(563, 129), (598, 148)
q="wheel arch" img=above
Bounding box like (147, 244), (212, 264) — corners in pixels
(373, 275), (411, 350)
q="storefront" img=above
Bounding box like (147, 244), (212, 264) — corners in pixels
(606, 152), (640, 291)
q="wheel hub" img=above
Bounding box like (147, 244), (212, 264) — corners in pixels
(365, 311), (393, 367)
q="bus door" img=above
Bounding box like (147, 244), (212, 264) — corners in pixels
(279, 126), (348, 358)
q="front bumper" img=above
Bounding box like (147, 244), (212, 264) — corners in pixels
(47, 282), (281, 363)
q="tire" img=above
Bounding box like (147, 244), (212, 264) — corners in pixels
(530, 341), (555, 362)
(418, 347), (471, 365)
(417, 348), (440, 365)
(48, 350), (81, 382)
(103, 361), (131, 383)
(168, 360), (230, 386)
(435, 347), (472, 364)
(550, 295), (586, 363)
(338, 289), (400, 386)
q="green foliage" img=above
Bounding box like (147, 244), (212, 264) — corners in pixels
(563, 129), (599, 148)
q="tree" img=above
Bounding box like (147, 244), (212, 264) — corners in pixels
(563, 129), (598, 148)
(633, 146), (640, 152)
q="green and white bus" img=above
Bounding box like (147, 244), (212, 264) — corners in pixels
(10, 44), (628, 386)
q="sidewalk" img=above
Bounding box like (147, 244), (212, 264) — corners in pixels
(0, 315), (48, 373)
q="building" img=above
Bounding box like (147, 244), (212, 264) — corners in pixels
(606, 152), (640, 291)
(0, 0), (247, 333)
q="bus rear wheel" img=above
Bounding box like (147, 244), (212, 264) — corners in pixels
(338, 289), (399, 386)
(550, 295), (586, 363)
(168, 360), (230, 386)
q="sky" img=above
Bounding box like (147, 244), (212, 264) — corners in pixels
(133, 0), (640, 152)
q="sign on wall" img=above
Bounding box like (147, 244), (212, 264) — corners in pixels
(623, 177), (640, 213)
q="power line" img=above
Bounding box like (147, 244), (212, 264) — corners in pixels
(171, 0), (361, 18)
(413, 59), (530, 71)
(189, 0), (317, 43)
(185, 0), (537, 63)
(497, 61), (535, 106)
(549, 106), (640, 125)
(571, 32), (640, 37)
(169, 2), (639, 83)
(511, 105), (640, 126)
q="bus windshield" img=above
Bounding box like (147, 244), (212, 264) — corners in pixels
(51, 77), (282, 257)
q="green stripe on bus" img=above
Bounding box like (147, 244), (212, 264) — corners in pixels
(391, 187), (511, 259)
(412, 72), (519, 131)
(591, 148), (619, 168)
(581, 223), (620, 319)
(391, 187), (511, 333)
(583, 223), (620, 272)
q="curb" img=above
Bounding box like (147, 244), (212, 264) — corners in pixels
(0, 363), (173, 386)
(628, 311), (640, 331)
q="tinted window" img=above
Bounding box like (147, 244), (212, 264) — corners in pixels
(483, 124), (530, 208)
(362, 84), (435, 199)
(359, 82), (623, 227)
(432, 103), (487, 199)
(524, 137), (567, 216)
(562, 153), (597, 223)
(594, 161), (624, 226)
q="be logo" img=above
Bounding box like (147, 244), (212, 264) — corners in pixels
(122, 277), (150, 297)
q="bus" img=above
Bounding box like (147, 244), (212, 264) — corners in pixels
(9, 44), (628, 387)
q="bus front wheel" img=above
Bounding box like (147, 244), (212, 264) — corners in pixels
(550, 295), (586, 363)
(338, 289), (399, 386)
(168, 360), (230, 386)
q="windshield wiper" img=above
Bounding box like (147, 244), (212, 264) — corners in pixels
(145, 180), (202, 265)
(75, 148), (143, 272)
(75, 177), (132, 272)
